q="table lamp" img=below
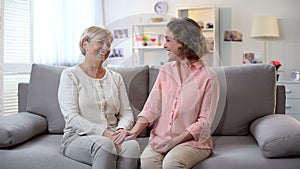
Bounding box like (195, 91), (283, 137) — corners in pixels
(250, 16), (280, 63)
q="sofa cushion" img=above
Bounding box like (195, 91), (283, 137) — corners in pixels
(213, 64), (276, 135)
(250, 114), (300, 158)
(193, 136), (300, 169)
(0, 112), (47, 148)
(26, 64), (66, 133)
(108, 65), (149, 136)
(0, 134), (91, 169)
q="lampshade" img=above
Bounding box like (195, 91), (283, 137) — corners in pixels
(251, 16), (280, 37)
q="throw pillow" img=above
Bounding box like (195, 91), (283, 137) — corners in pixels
(108, 65), (149, 136)
(213, 64), (276, 135)
(250, 114), (300, 158)
(26, 64), (66, 133)
(0, 112), (47, 148)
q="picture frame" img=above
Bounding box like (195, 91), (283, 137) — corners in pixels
(113, 29), (128, 39)
(109, 48), (124, 58)
(242, 52), (262, 64)
(224, 30), (243, 42)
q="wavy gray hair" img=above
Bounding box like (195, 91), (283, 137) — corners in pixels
(167, 17), (209, 60)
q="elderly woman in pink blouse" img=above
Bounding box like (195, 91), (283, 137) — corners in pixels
(114, 17), (220, 169)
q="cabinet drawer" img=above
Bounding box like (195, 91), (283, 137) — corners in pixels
(286, 98), (300, 114)
(283, 83), (300, 98)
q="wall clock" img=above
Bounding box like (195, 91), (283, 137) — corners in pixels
(154, 1), (168, 15)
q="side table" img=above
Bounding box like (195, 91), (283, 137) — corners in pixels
(277, 81), (300, 121)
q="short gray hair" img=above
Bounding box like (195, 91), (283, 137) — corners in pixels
(79, 26), (113, 56)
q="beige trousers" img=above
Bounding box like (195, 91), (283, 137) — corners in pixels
(140, 144), (211, 169)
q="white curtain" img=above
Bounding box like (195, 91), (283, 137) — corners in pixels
(33, 0), (103, 66)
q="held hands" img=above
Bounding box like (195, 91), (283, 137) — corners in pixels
(109, 116), (149, 149)
(103, 129), (122, 153)
(112, 129), (137, 145)
(112, 129), (127, 145)
(103, 129), (138, 153)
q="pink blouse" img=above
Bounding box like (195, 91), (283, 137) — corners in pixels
(139, 59), (220, 149)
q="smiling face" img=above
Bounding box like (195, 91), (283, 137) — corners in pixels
(164, 29), (183, 61)
(83, 36), (112, 63)
(79, 26), (113, 65)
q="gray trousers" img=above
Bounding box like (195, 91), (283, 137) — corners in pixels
(61, 133), (140, 169)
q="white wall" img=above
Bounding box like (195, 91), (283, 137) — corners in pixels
(103, 0), (300, 81)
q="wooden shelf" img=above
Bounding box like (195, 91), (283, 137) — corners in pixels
(133, 46), (164, 50)
(132, 22), (167, 27)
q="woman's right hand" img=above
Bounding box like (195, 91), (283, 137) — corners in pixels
(112, 130), (136, 145)
(104, 130), (123, 153)
(112, 116), (149, 144)
(103, 129), (114, 140)
(124, 130), (138, 140)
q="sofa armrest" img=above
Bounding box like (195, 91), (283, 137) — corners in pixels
(18, 82), (29, 112)
(0, 112), (47, 148)
(250, 114), (300, 158)
(276, 85), (285, 114)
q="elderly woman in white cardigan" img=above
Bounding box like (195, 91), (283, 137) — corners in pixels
(58, 26), (139, 169)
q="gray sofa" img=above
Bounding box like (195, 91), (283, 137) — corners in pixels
(1, 63), (300, 169)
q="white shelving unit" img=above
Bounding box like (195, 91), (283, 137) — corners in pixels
(131, 7), (219, 66)
(177, 7), (219, 66)
(132, 22), (168, 66)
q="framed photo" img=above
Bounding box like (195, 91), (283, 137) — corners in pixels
(224, 30), (243, 42)
(109, 48), (124, 58)
(242, 52), (262, 64)
(113, 29), (128, 39)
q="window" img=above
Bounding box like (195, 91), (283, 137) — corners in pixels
(1, 0), (103, 114)
(0, 0), (32, 114)
(33, 0), (102, 66)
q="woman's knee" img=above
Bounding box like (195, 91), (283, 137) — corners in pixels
(162, 146), (211, 169)
(120, 140), (140, 158)
(162, 156), (186, 169)
(140, 157), (159, 169)
(91, 136), (116, 155)
(91, 137), (118, 167)
(140, 146), (164, 169)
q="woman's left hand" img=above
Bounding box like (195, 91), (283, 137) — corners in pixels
(150, 136), (178, 153)
(150, 131), (194, 153)
(112, 129), (128, 145)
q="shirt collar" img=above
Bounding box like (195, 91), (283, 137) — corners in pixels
(172, 59), (205, 70)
